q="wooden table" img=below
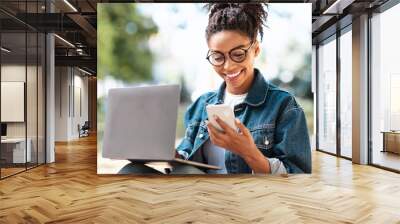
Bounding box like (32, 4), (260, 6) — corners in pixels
(381, 131), (400, 154)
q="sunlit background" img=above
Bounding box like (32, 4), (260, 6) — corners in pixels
(97, 3), (312, 174)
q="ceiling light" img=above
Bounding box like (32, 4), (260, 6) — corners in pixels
(54, 34), (75, 48)
(76, 48), (85, 55)
(1, 47), (11, 53)
(63, 0), (78, 12)
(78, 67), (93, 76)
(322, 0), (354, 15)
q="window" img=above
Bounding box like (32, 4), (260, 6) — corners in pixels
(370, 3), (400, 171)
(317, 36), (337, 154)
(339, 28), (352, 158)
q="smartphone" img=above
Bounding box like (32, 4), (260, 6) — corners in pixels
(206, 104), (236, 132)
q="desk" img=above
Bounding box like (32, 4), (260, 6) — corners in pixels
(381, 131), (400, 154)
(1, 138), (31, 163)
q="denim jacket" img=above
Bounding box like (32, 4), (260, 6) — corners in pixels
(176, 68), (312, 173)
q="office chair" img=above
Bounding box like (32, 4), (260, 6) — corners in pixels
(79, 121), (90, 138)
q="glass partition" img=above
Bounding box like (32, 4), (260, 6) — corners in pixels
(317, 36), (337, 155)
(0, 1), (46, 179)
(38, 32), (45, 165)
(27, 30), (38, 169)
(371, 3), (400, 171)
(339, 28), (352, 158)
(1, 30), (28, 177)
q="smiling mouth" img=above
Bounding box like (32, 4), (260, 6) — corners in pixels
(226, 70), (243, 79)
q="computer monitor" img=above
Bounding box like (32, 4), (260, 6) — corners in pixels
(1, 123), (7, 137)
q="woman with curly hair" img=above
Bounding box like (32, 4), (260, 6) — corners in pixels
(176, 3), (311, 174)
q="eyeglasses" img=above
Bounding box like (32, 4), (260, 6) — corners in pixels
(206, 42), (254, 67)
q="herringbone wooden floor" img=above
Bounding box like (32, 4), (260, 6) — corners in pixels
(1, 135), (400, 224)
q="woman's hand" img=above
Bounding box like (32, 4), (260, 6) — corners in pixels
(206, 116), (271, 174)
(175, 151), (182, 159)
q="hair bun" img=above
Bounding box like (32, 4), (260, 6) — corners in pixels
(205, 3), (267, 19)
(206, 3), (237, 19)
(239, 3), (268, 32)
(205, 3), (268, 41)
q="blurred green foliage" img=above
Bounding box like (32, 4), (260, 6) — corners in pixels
(97, 96), (105, 140)
(270, 42), (312, 100)
(296, 97), (314, 135)
(267, 41), (314, 133)
(98, 4), (158, 82)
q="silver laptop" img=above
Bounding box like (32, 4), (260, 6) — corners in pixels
(102, 84), (220, 170)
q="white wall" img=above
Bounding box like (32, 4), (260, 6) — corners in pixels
(55, 66), (69, 141)
(55, 67), (89, 141)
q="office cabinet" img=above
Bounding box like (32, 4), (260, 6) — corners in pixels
(382, 132), (400, 154)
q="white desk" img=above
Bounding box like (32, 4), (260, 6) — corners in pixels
(1, 138), (31, 163)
